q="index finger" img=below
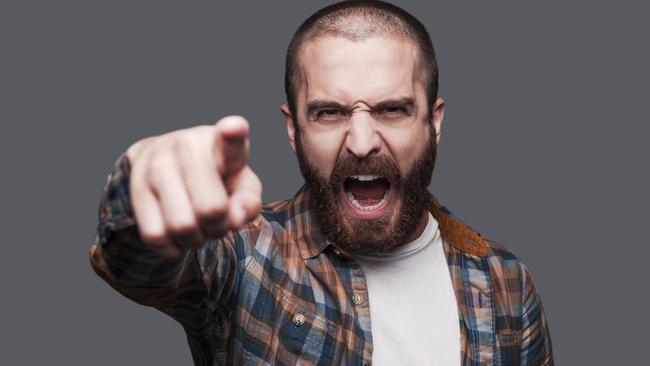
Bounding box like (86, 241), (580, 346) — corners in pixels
(214, 115), (250, 177)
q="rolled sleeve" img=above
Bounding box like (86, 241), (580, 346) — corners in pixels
(89, 153), (187, 301)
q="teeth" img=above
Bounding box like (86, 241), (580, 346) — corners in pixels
(346, 191), (388, 211)
(351, 174), (381, 181)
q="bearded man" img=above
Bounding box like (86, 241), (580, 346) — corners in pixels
(90, 1), (554, 365)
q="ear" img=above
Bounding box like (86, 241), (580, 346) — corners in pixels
(281, 103), (297, 153)
(431, 97), (445, 145)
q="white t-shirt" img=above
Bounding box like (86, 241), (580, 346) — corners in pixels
(355, 213), (461, 366)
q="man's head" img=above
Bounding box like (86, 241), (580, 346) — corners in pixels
(284, 0), (439, 122)
(281, 0), (445, 255)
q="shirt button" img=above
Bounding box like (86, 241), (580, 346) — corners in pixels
(352, 293), (364, 305)
(292, 313), (305, 326)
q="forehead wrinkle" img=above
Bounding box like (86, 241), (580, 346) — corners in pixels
(298, 35), (424, 112)
(352, 101), (370, 111)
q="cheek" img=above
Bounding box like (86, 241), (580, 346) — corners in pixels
(300, 128), (346, 177)
(382, 125), (431, 174)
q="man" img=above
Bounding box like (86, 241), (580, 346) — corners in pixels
(90, 1), (553, 365)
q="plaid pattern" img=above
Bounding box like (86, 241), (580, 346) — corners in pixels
(90, 154), (553, 365)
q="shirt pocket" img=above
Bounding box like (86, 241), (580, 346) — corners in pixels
(243, 288), (340, 365)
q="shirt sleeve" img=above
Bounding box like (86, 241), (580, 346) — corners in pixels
(519, 264), (554, 365)
(88, 153), (245, 338)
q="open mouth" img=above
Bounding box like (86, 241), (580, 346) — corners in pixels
(340, 174), (394, 219)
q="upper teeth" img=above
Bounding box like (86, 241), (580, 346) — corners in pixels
(352, 175), (380, 181)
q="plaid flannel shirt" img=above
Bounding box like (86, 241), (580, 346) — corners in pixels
(90, 154), (554, 365)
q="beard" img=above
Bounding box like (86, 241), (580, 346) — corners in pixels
(296, 127), (437, 256)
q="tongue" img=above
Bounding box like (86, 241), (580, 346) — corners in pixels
(347, 179), (387, 200)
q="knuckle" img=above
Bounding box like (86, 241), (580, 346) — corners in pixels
(167, 217), (198, 236)
(147, 156), (174, 186)
(126, 136), (155, 162)
(245, 197), (263, 216)
(147, 155), (171, 174)
(139, 227), (167, 246)
(172, 135), (194, 154)
(251, 198), (262, 212)
(196, 200), (228, 222)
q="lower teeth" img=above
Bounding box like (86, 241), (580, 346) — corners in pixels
(346, 191), (387, 211)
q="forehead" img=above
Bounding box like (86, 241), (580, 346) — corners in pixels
(298, 35), (423, 103)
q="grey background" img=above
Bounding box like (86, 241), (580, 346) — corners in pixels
(1, 0), (648, 364)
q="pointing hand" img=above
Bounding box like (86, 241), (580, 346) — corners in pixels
(125, 116), (262, 258)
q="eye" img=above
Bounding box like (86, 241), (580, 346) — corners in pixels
(320, 109), (340, 116)
(376, 106), (407, 118)
(316, 108), (346, 122)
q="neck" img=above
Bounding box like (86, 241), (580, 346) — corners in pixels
(402, 210), (430, 245)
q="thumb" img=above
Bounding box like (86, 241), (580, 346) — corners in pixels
(214, 115), (250, 177)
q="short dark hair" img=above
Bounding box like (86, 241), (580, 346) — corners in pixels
(284, 0), (439, 121)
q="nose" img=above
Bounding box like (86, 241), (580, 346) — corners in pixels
(344, 111), (381, 158)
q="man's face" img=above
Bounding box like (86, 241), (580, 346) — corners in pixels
(282, 36), (444, 255)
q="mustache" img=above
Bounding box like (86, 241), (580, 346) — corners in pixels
(329, 154), (402, 186)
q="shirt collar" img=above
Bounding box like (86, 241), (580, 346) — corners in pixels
(287, 186), (488, 260)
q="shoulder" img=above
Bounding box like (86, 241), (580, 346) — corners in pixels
(483, 239), (537, 282)
(480, 239), (544, 314)
(482, 241), (553, 360)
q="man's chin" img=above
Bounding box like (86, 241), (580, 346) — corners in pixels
(329, 193), (406, 255)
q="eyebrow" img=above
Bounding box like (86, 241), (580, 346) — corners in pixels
(371, 97), (416, 113)
(306, 100), (351, 117)
(305, 97), (417, 116)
